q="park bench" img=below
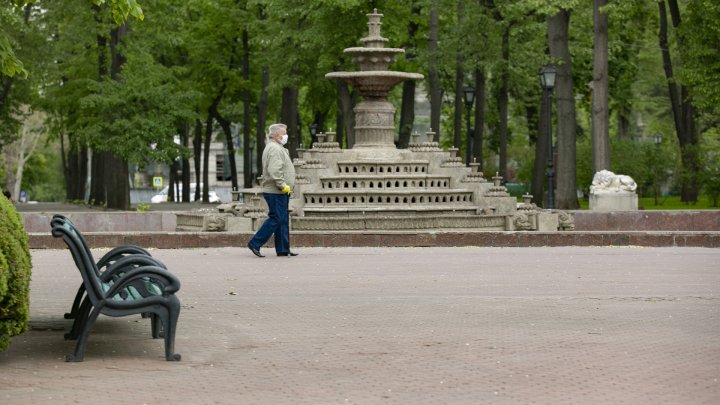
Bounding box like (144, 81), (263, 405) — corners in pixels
(51, 216), (182, 362)
(51, 215), (165, 326)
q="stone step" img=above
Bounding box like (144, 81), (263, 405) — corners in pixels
(319, 175), (453, 190)
(301, 190), (475, 206)
(291, 214), (507, 231)
(301, 205), (478, 217)
(335, 160), (431, 175)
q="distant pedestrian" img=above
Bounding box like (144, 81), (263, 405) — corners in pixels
(247, 123), (298, 257)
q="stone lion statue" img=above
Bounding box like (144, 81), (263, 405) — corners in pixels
(590, 170), (637, 194)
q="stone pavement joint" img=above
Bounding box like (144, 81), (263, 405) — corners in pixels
(1, 246), (719, 404)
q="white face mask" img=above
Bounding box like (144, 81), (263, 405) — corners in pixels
(280, 134), (289, 145)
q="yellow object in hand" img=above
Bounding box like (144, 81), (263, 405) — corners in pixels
(282, 185), (292, 195)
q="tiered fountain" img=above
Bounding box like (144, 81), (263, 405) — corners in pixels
(325, 9), (423, 149)
(178, 9), (573, 233)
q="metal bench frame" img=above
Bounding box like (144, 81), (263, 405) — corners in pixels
(51, 217), (181, 362)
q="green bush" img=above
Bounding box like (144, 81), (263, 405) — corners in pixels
(0, 194), (32, 352)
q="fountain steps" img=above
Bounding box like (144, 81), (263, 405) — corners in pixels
(301, 206), (479, 217)
(291, 214), (507, 231)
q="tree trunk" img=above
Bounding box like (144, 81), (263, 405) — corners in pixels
(193, 118), (202, 200)
(397, 0), (420, 149)
(90, 5), (107, 206)
(548, 10), (579, 209)
(104, 23), (130, 210)
(617, 107), (631, 139)
(335, 94), (344, 148)
(428, 0), (442, 141)
(453, 0), (465, 151)
(453, 64), (464, 150)
(398, 81), (416, 149)
(64, 139), (87, 202)
(659, 0), (699, 203)
(242, 28), (251, 190)
(338, 81), (355, 148)
(532, 92), (549, 207)
(592, 0), (610, 173)
(213, 109), (238, 190)
(473, 68), (485, 170)
(254, 66), (269, 186)
(281, 85), (299, 158)
(311, 112), (327, 148)
(498, 26), (510, 180)
(180, 122), (191, 202)
(202, 112), (213, 203)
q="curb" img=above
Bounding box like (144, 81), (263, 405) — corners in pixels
(28, 230), (720, 249)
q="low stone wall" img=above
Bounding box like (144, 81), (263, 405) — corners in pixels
(22, 212), (177, 233)
(572, 210), (720, 231)
(22, 209), (720, 248)
(27, 230), (720, 249)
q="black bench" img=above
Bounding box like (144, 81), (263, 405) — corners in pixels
(51, 216), (181, 362)
(51, 215), (165, 325)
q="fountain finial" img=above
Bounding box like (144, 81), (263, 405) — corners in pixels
(362, 9), (388, 48)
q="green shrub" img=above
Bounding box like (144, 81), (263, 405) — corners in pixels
(0, 194), (32, 352)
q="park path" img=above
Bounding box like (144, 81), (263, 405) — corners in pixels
(1, 246), (719, 404)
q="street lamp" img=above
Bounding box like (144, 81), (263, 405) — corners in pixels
(539, 64), (556, 209)
(463, 85), (475, 165)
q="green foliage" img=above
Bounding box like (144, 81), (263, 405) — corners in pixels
(676, 0), (720, 118)
(0, 193), (32, 352)
(22, 147), (66, 202)
(699, 128), (720, 207)
(1, 0), (718, 208)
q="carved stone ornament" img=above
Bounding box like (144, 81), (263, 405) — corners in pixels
(590, 170), (637, 194)
(557, 211), (575, 230)
(205, 214), (227, 231)
(512, 212), (535, 231)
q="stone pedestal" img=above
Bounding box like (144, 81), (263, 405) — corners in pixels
(537, 212), (559, 231)
(589, 192), (638, 212)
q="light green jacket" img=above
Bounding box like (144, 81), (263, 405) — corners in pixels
(260, 140), (295, 194)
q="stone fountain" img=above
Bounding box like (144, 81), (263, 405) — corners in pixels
(325, 9), (423, 149)
(177, 9), (573, 233)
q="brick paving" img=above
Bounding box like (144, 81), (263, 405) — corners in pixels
(1, 246), (719, 404)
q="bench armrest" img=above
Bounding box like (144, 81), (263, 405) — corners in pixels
(96, 245), (151, 269)
(101, 254), (168, 283)
(104, 265), (181, 297)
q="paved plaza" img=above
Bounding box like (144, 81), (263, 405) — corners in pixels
(1, 246), (719, 404)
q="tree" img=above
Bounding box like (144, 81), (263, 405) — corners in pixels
(0, 0), (143, 78)
(591, 0), (609, 172)
(658, 0), (700, 203)
(548, 8), (579, 209)
(2, 106), (43, 199)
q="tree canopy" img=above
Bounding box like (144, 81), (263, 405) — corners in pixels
(1, 0), (718, 207)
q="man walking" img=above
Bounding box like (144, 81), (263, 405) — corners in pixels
(247, 123), (298, 257)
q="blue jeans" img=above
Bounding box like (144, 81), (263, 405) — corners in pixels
(248, 193), (290, 254)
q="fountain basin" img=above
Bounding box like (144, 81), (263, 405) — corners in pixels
(325, 71), (423, 97)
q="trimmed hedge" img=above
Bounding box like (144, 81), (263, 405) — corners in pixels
(0, 195), (32, 352)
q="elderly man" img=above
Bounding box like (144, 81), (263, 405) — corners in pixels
(247, 123), (298, 257)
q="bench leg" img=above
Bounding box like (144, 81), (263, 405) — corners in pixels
(64, 284), (86, 319)
(66, 306), (101, 362)
(65, 299), (92, 340)
(160, 299), (181, 361)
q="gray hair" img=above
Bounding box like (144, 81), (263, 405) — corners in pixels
(266, 123), (287, 143)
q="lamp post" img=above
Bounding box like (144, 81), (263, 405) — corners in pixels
(539, 64), (557, 209)
(309, 123), (318, 148)
(463, 85), (475, 166)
